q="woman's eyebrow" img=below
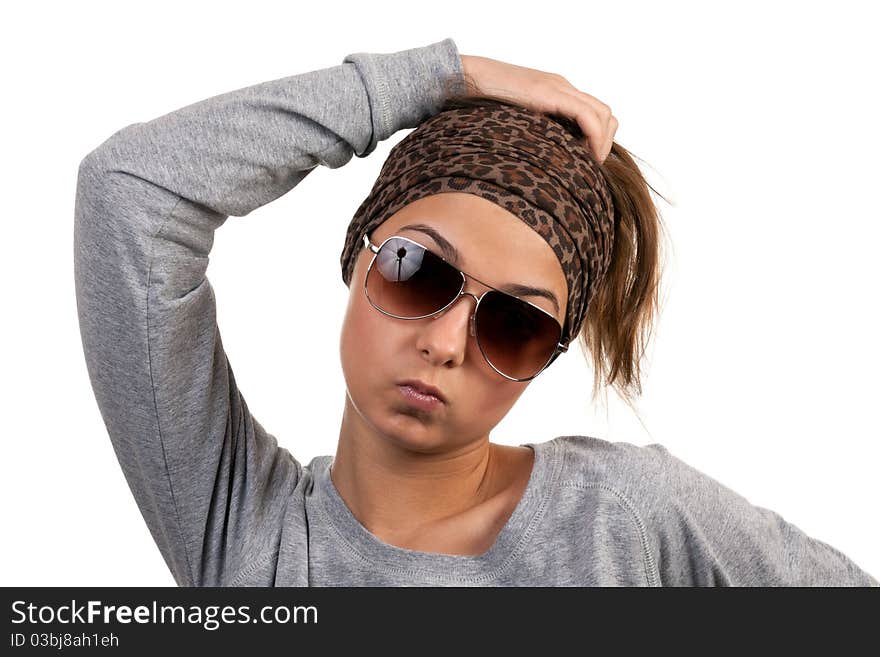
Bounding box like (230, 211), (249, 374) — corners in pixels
(400, 223), (462, 264)
(500, 283), (561, 316)
(398, 223), (561, 316)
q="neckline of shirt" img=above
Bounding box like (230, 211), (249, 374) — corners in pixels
(313, 437), (562, 582)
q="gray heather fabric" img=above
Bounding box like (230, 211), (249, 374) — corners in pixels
(73, 38), (878, 587)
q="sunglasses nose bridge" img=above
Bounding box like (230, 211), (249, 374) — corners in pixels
(461, 291), (479, 338)
(461, 273), (496, 338)
(435, 288), (480, 339)
(456, 272), (497, 338)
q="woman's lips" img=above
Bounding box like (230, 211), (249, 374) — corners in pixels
(397, 384), (444, 411)
(396, 379), (447, 403)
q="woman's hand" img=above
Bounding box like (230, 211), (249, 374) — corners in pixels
(460, 54), (618, 163)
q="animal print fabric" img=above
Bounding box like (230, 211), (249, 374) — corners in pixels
(339, 103), (615, 344)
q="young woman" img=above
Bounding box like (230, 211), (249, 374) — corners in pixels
(74, 38), (877, 587)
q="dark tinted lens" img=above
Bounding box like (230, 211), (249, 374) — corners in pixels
(365, 236), (463, 317)
(475, 291), (561, 380)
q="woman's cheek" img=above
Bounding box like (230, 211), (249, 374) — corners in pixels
(340, 289), (401, 397)
(463, 378), (523, 431)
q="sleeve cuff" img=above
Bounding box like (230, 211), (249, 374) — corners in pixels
(343, 37), (465, 157)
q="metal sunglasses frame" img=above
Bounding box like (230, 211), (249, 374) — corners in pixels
(362, 232), (569, 382)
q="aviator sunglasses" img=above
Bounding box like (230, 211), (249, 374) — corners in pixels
(362, 232), (569, 381)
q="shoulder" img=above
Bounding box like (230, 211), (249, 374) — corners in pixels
(540, 436), (880, 586)
(537, 434), (721, 532)
(541, 434), (673, 496)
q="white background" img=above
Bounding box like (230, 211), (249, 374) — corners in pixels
(1, 0), (877, 586)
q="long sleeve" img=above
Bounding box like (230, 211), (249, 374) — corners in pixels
(73, 38), (465, 586)
(638, 444), (878, 586)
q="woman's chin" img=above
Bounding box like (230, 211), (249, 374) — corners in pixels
(380, 414), (452, 454)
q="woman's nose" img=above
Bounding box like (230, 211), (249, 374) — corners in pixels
(416, 292), (479, 367)
(434, 291), (479, 337)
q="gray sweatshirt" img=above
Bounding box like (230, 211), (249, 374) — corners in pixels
(73, 38), (877, 587)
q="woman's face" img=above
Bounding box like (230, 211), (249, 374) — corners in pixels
(339, 192), (568, 454)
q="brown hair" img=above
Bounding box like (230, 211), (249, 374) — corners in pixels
(436, 75), (672, 412)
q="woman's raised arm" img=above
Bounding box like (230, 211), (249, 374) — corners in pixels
(73, 38), (464, 586)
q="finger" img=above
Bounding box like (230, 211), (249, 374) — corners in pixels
(547, 90), (602, 155)
(569, 88), (619, 162)
(561, 88), (611, 126)
(552, 90), (607, 162)
(561, 88), (616, 160)
(604, 115), (619, 161)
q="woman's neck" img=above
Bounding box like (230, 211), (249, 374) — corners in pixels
(331, 395), (514, 542)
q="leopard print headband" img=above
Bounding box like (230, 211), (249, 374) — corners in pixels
(339, 103), (615, 345)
